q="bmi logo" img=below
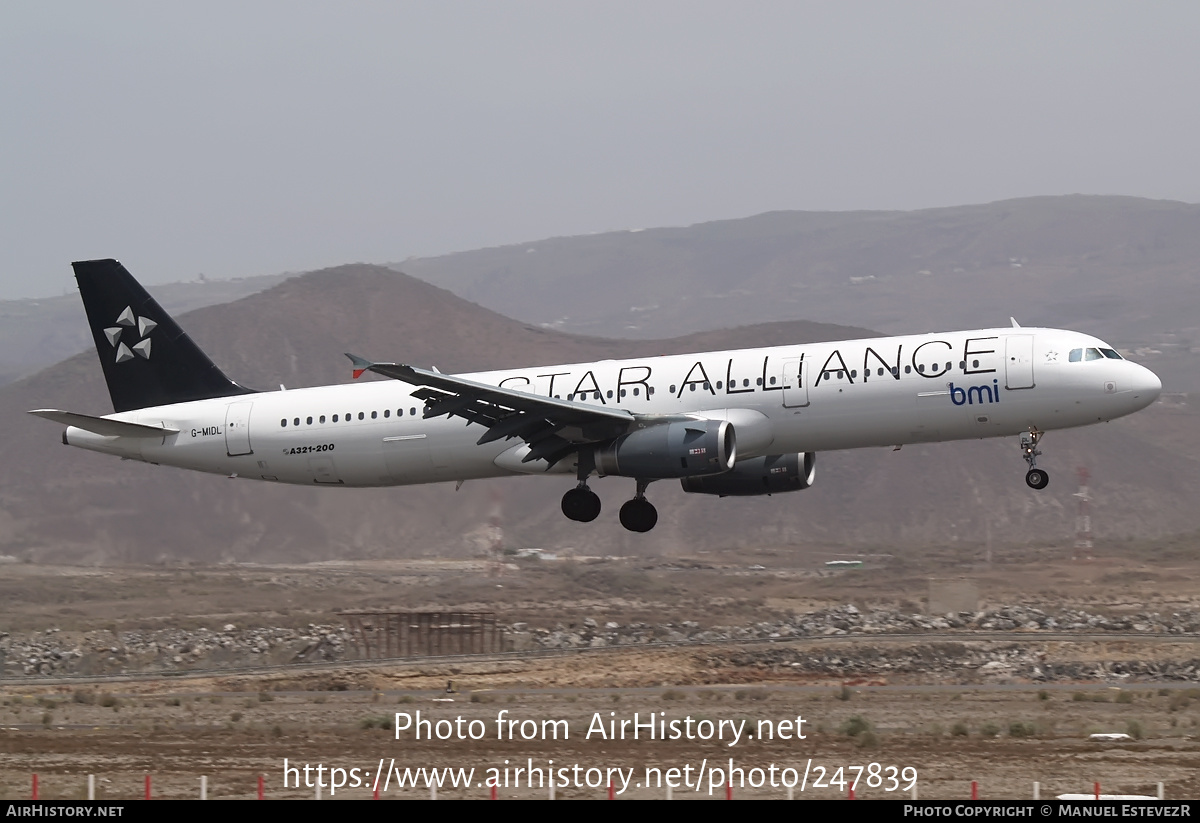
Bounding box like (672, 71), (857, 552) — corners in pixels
(949, 380), (1001, 406)
(103, 306), (157, 364)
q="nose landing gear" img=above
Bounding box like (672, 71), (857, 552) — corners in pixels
(1020, 429), (1049, 489)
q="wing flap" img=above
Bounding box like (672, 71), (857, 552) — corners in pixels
(346, 354), (635, 445)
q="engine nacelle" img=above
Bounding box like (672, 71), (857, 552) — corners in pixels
(594, 419), (735, 479)
(680, 452), (816, 496)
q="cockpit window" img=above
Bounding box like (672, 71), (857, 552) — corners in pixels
(1069, 348), (1082, 362)
(1100, 348), (1122, 360)
(1085, 348), (1103, 361)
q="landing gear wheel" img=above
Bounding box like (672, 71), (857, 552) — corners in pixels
(619, 498), (658, 533)
(1019, 428), (1048, 490)
(561, 487), (601, 522)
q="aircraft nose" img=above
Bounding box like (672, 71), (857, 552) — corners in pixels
(1130, 363), (1162, 406)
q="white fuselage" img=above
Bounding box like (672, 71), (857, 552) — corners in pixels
(65, 327), (1162, 487)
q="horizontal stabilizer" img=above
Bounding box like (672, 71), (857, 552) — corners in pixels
(27, 409), (178, 438)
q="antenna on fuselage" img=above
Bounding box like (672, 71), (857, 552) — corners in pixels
(1010, 317), (1021, 328)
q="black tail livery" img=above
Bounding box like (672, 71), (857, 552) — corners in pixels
(73, 259), (254, 413)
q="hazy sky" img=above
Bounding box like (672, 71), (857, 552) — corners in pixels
(3, 2), (1199, 299)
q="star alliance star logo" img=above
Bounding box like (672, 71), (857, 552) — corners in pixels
(103, 305), (156, 364)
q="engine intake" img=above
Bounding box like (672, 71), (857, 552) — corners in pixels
(680, 452), (815, 496)
(594, 419), (735, 479)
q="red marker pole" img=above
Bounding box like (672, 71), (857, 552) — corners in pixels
(1095, 782), (1100, 800)
(608, 780), (614, 800)
(145, 774), (151, 800)
(32, 774), (38, 801)
(726, 781), (733, 800)
(374, 783), (379, 800)
(490, 785), (497, 800)
(971, 781), (978, 800)
(849, 785), (855, 800)
(258, 774), (264, 800)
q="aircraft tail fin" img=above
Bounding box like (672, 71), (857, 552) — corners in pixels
(72, 259), (255, 412)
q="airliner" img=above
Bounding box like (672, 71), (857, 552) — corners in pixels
(30, 259), (1162, 532)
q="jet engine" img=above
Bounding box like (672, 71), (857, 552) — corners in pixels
(679, 452), (815, 496)
(593, 419), (735, 479)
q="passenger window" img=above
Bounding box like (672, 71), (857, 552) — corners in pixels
(358, 412), (365, 420)
(689, 384), (696, 392)
(280, 419), (287, 427)
(972, 360), (980, 368)
(293, 418), (300, 426)
(606, 391), (613, 399)
(306, 416), (313, 425)
(371, 411), (378, 419)
(319, 415), (325, 423)
(1069, 349), (1082, 362)
(756, 378), (763, 386)
(332, 414), (339, 422)
(743, 379), (750, 387)
(632, 387), (640, 396)
(384, 409), (390, 418)
(877, 368), (884, 376)
(669, 385), (676, 394)
(410, 407), (416, 416)
(917, 365), (925, 373)
(904, 366), (911, 374)
(620, 390), (626, 398)
(715, 381), (722, 389)
(836, 371), (843, 379)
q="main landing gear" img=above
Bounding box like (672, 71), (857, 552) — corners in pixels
(561, 483), (601, 522)
(618, 479), (658, 533)
(561, 453), (602, 523)
(561, 475), (659, 532)
(1020, 428), (1049, 490)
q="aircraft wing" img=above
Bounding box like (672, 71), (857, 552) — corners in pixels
(346, 355), (635, 467)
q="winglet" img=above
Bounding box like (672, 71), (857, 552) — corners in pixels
(1010, 317), (1021, 328)
(345, 353), (373, 380)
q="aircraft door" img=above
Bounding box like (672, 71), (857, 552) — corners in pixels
(1005, 335), (1035, 390)
(224, 401), (253, 456)
(308, 457), (343, 485)
(782, 358), (809, 407)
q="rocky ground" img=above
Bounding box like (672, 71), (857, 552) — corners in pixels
(1, 541), (1199, 800)
(6, 603), (1200, 680)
